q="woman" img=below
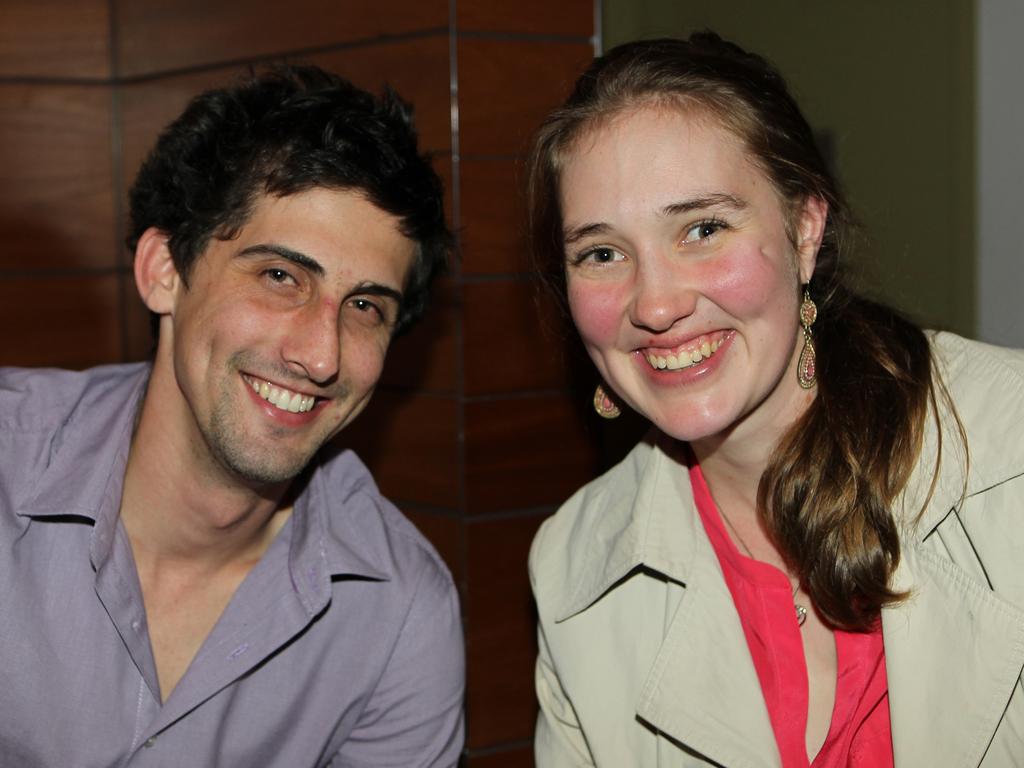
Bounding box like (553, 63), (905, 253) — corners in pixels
(527, 33), (1024, 767)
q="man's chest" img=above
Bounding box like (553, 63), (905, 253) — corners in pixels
(0, 516), (400, 767)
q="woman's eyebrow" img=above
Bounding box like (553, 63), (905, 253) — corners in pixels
(563, 193), (749, 245)
(660, 193), (748, 217)
(237, 243), (325, 277)
(563, 222), (611, 247)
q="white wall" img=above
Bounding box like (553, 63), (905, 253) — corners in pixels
(978, 1), (1024, 347)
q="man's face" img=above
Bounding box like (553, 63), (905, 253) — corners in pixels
(160, 188), (416, 486)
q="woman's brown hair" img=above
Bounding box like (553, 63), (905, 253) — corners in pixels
(527, 33), (945, 630)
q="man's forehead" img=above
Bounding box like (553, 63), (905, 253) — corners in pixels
(207, 188), (416, 286)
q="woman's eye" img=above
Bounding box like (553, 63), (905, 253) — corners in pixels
(577, 246), (624, 265)
(682, 219), (726, 244)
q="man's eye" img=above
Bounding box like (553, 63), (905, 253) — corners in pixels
(264, 268), (297, 285)
(349, 298), (385, 322)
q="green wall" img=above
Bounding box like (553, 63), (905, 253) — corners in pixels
(603, 1), (975, 335)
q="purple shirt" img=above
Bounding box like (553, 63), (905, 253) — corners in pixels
(0, 364), (464, 767)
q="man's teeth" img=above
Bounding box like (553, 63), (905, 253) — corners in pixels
(246, 377), (316, 413)
(646, 339), (721, 371)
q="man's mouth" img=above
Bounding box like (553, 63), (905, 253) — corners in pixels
(642, 332), (729, 371)
(242, 374), (317, 413)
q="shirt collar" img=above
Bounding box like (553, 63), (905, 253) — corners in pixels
(287, 451), (392, 614)
(17, 364), (149, 528)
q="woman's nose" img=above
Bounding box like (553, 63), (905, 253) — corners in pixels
(628, 255), (698, 333)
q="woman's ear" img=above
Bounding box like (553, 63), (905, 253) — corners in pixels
(133, 228), (180, 315)
(796, 196), (828, 284)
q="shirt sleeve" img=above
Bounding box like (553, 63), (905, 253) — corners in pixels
(332, 559), (465, 768)
(535, 620), (595, 767)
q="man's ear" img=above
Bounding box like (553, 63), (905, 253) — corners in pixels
(134, 228), (181, 314)
(795, 196), (828, 284)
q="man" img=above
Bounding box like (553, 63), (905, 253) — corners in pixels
(0, 67), (463, 766)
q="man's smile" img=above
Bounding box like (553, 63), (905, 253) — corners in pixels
(241, 374), (318, 413)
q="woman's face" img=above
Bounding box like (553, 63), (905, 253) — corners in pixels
(559, 106), (825, 447)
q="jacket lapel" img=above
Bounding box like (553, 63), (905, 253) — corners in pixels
(636, 541), (782, 768)
(884, 538), (1024, 767)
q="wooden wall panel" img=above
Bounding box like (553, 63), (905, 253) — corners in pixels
(465, 394), (598, 514)
(115, 0), (447, 77)
(465, 513), (546, 747)
(0, 275), (121, 367)
(0, 85), (116, 271)
(465, 747), (534, 768)
(309, 37), (452, 154)
(381, 280), (458, 393)
(459, 158), (529, 275)
(458, 0), (593, 36)
(457, 39), (592, 157)
(462, 280), (566, 396)
(342, 391), (459, 509)
(0, 0), (110, 79)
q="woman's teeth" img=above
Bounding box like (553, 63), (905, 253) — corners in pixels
(645, 338), (721, 371)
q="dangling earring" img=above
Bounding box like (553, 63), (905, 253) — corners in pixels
(797, 285), (818, 389)
(593, 383), (621, 419)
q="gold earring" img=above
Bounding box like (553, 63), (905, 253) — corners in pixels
(593, 383), (621, 419)
(797, 286), (817, 389)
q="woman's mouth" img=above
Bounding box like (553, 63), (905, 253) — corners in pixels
(641, 331), (730, 371)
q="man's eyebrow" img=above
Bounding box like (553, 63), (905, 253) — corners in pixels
(350, 281), (404, 305)
(238, 243), (325, 277)
(661, 193), (748, 217)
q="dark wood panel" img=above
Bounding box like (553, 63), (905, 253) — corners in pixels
(465, 393), (598, 513)
(115, 0), (448, 77)
(458, 0), (593, 37)
(459, 158), (529, 275)
(309, 36), (452, 154)
(465, 746), (535, 768)
(381, 279), (458, 393)
(0, 0), (110, 79)
(120, 37), (452, 199)
(0, 274), (121, 368)
(0, 84), (116, 271)
(120, 68), (250, 195)
(458, 40), (592, 157)
(342, 391), (458, 509)
(402, 506), (462, 584)
(463, 280), (567, 396)
(465, 513), (547, 748)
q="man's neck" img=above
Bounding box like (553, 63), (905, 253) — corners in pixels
(119, 376), (293, 575)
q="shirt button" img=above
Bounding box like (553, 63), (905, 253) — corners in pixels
(143, 737), (157, 748)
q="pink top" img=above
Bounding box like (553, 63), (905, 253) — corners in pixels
(688, 460), (893, 768)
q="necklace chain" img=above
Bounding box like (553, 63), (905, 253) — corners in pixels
(717, 506), (808, 627)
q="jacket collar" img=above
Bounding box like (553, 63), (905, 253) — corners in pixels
(552, 434), (783, 765)
(552, 433), (698, 622)
(883, 333), (1024, 767)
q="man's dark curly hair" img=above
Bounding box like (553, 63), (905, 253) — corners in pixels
(127, 65), (450, 334)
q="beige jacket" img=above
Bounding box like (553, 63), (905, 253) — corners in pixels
(530, 333), (1024, 767)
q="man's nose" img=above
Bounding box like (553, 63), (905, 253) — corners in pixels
(282, 300), (341, 384)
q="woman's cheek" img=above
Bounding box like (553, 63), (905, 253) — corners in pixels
(700, 247), (791, 317)
(568, 280), (625, 347)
